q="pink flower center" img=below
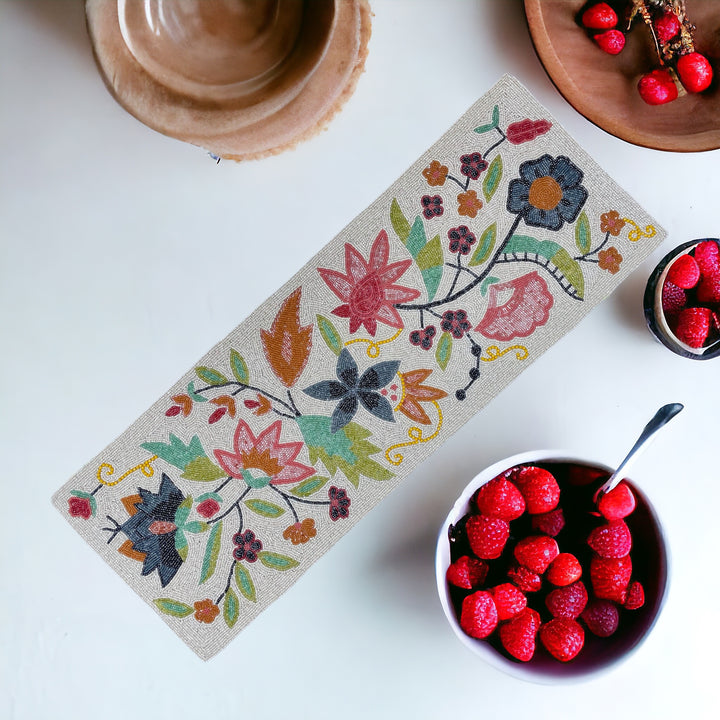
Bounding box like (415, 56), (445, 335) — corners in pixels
(349, 273), (383, 319)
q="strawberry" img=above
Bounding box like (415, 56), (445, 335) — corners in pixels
(674, 307), (712, 348)
(581, 598), (620, 637)
(446, 555), (488, 589)
(545, 580), (588, 619)
(624, 580), (645, 610)
(661, 281), (687, 317)
(476, 476), (526, 521)
(581, 3), (618, 30)
(507, 564), (542, 593)
(598, 481), (636, 521)
(638, 69), (678, 105)
(667, 254), (700, 289)
(587, 519), (632, 558)
(694, 240), (720, 274)
(489, 583), (527, 621)
(539, 618), (585, 662)
(590, 554), (632, 603)
(654, 10), (681, 44)
(466, 514), (510, 559)
(460, 590), (498, 639)
(594, 29), (625, 55)
(531, 507), (566, 537)
(546, 553), (583, 586)
(514, 535), (559, 574)
(696, 270), (720, 304)
(677, 52), (713, 93)
(509, 466), (560, 514)
(499, 607), (541, 662)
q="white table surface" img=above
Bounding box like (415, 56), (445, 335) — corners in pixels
(1, 1), (719, 718)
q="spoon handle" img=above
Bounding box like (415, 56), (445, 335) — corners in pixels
(597, 403), (684, 498)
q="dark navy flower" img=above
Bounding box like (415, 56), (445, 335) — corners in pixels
(507, 155), (588, 231)
(329, 486), (351, 521)
(303, 348), (400, 433)
(233, 529), (263, 562)
(460, 152), (488, 180)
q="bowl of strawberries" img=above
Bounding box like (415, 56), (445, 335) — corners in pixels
(435, 450), (668, 682)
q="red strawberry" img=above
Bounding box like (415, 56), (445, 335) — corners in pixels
(466, 514), (510, 559)
(546, 553), (583, 586)
(476, 476), (526, 521)
(591, 554), (632, 603)
(677, 52), (713, 93)
(654, 10), (680, 44)
(582, 599), (620, 637)
(489, 583), (527, 621)
(539, 618), (585, 662)
(499, 607), (541, 662)
(694, 240), (720, 274)
(696, 270), (720, 304)
(674, 307), (712, 348)
(581, 2), (618, 29)
(509, 466), (560, 514)
(460, 591), (498, 639)
(661, 281), (687, 317)
(514, 535), (559, 574)
(594, 29), (625, 55)
(667, 254), (700, 289)
(587, 519), (632, 558)
(598, 481), (636, 521)
(545, 580), (588, 619)
(638, 69), (678, 105)
(531, 507), (566, 537)
(507, 564), (542, 593)
(624, 580), (645, 610)
(446, 555), (488, 589)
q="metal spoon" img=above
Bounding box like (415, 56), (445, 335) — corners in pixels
(595, 403), (684, 500)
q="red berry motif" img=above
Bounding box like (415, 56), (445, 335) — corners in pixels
(624, 580), (645, 610)
(476, 476), (526, 521)
(677, 52), (713, 93)
(667, 254), (700, 289)
(466, 515), (510, 559)
(540, 618), (585, 662)
(531, 507), (566, 537)
(514, 535), (559, 574)
(598, 481), (636, 521)
(507, 564), (542, 593)
(489, 583), (527, 621)
(582, 599), (620, 637)
(499, 607), (541, 662)
(594, 29), (626, 55)
(638, 69), (678, 105)
(460, 591), (498, 639)
(546, 553), (583, 586)
(587, 519), (632, 558)
(590, 554), (632, 603)
(694, 240), (720, 274)
(674, 306), (712, 348)
(654, 10), (681, 43)
(505, 119), (552, 145)
(510, 466), (560, 514)
(581, 3), (618, 30)
(545, 581), (588, 619)
(446, 556), (488, 590)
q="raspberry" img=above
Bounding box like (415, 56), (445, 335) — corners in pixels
(509, 466), (560, 514)
(590, 554), (632, 603)
(677, 52), (713, 93)
(531, 507), (565, 537)
(460, 591), (498, 639)
(539, 618), (585, 662)
(696, 270), (720, 304)
(587, 519), (632, 558)
(545, 580), (588, 619)
(446, 555), (488, 590)
(598, 481), (636, 521)
(476, 476), (526, 521)
(694, 240), (720, 274)
(654, 10), (681, 43)
(638, 69), (678, 105)
(661, 281), (687, 317)
(624, 580), (645, 610)
(466, 514), (510, 560)
(546, 553), (583, 586)
(674, 307), (712, 348)
(667, 254), (700, 289)
(594, 29), (625, 55)
(514, 535), (559, 574)
(581, 599), (620, 637)
(581, 3), (618, 30)
(507, 564), (542, 593)
(488, 583), (527, 621)
(499, 607), (541, 662)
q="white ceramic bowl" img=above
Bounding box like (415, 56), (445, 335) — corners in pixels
(435, 450), (669, 684)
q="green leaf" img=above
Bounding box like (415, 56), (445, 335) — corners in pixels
(482, 155), (503, 202)
(575, 211), (591, 254)
(480, 276), (500, 296)
(474, 105), (500, 134)
(154, 598), (193, 618)
(186, 381), (208, 403)
(235, 563), (257, 603)
(258, 551), (299, 572)
(196, 492), (223, 503)
(183, 521), (208, 534)
(417, 235), (443, 300)
(182, 455), (226, 483)
(141, 434), (206, 472)
(178, 542), (188, 562)
(435, 332), (452, 371)
(174, 496), (192, 526)
(195, 366), (228, 385)
(405, 216), (427, 258)
(390, 198), (411, 243)
(200, 521), (222, 584)
(291, 475), (329, 497)
(469, 223), (497, 267)
(550, 248), (585, 300)
(223, 587), (239, 629)
(244, 499), (285, 518)
(316, 315), (343, 357)
(229, 349), (250, 385)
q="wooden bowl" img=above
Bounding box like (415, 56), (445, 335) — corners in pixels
(524, 0), (720, 151)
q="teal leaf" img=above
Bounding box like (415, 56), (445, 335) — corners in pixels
(492, 104), (500, 126)
(241, 470), (272, 489)
(244, 499), (285, 518)
(181, 456), (226, 483)
(316, 315), (343, 357)
(199, 521), (222, 584)
(296, 415), (356, 464)
(183, 521), (209, 533)
(474, 105), (500, 134)
(195, 366), (228, 385)
(435, 332), (452, 371)
(469, 223), (497, 267)
(417, 234), (443, 300)
(174, 496), (192, 527)
(405, 216), (427, 258)
(258, 551), (299, 572)
(174, 529), (187, 556)
(575, 211), (591, 254)
(505, 234), (562, 258)
(235, 563), (257, 602)
(390, 198), (411, 243)
(291, 475), (329, 497)
(482, 155), (503, 203)
(141, 434), (206, 472)
(154, 598), (193, 618)
(223, 587), (239, 629)
(480, 276), (500, 296)
(229, 349), (249, 385)
(196, 492), (223, 503)
(186, 381), (208, 403)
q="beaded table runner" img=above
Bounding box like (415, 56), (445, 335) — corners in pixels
(53, 76), (664, 660)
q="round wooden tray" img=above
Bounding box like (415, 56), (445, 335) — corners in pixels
(524, 0), (720, 151)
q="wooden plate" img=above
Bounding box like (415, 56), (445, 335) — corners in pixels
(524, 0), (720, 151)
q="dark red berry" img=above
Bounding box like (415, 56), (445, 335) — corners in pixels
(654, 10), (680, 44)
(594, 29), (625, 55)
(581, 3), (618, 30)
(638, 69), (678, 105)
(677, 52), (713, 93)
